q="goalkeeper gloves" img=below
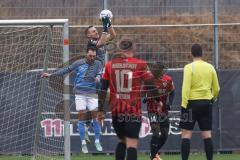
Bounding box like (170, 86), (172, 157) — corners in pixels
(102, 16), (111, 33)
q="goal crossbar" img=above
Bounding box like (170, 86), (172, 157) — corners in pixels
(0, 19), (68, 26)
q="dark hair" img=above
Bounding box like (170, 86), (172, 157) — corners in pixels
(156, 61), (165, 68)
(86, 40), (97, 51)
(191, 43), (202, 57)
(86, 46), (96, 53)
(149, 61), (165, 70)
(84, 25), (94, 36)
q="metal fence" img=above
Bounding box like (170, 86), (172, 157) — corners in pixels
(1, 0), (240, 24)
(1, 0), (239, 69)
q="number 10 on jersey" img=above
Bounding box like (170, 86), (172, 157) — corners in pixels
(115, 69), (133, 93)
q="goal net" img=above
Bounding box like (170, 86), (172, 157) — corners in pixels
(0, 19), (70, 160)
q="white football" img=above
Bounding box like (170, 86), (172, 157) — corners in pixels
(99, 9), (113, 19)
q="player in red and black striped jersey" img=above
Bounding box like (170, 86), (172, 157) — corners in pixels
(102, 56), (153, 117)
(143, 62), (175, 160)
(97, 39), (158, 160)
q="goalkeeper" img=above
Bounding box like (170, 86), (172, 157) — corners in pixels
(85, 9), (116, 64)
(143, 62), (175, 160)
(84, 9), (116, 143)
(41, 47), (103, 153)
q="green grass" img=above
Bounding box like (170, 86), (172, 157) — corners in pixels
(1, 153), (239, 160)
(72, 153), (240, 160)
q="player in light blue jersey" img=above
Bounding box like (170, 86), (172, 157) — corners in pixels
(83, 12), (117, 144)
(41, 47), (103, 153)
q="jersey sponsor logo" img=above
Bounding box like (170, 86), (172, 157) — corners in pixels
(162, 81), (168, 87)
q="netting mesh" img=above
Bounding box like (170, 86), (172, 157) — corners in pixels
(116, 26), (213, 68)
(70, 23), (240, 69)
(218, 25), (240, 69)
(0, 24), (65, 160)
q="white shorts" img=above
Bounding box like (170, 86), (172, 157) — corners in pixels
(75, 94), (98, 111)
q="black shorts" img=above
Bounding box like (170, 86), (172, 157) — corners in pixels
(148, 113), (170, 129)
(179, 100), (212, 131)
(112, 115), (142, 139)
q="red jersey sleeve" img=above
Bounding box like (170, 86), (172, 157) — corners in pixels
(102, 62), (111, 80)
(164, 75), (175, 92)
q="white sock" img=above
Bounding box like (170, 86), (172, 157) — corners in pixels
(95, 139), (99, 143)
(82, 140), (86, 145)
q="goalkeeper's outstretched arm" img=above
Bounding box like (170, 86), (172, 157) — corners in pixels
(97, 12), (116, 47)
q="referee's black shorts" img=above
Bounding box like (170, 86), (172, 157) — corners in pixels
(179, 100), (212, 131)
(112, 115), (142, 139)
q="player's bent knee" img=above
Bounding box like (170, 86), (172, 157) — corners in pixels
(160, 133), (168, 142)
(78, 110), (88, 121)
(90, 110), (98, 119)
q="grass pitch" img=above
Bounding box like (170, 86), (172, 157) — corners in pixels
(1, 153), (239, 160)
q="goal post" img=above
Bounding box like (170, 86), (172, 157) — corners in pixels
(0, 19), (70, 160)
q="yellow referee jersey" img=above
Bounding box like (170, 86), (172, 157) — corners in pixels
(181, 60), (220, 108)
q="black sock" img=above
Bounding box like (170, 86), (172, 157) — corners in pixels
(150, 136), (159, 160)
(150, 136), (159, 159)
(181, 138), (190, 160)
(115, 142), (126, 160)
(204, 138), (213, 160)
(126, 147), (137, 160)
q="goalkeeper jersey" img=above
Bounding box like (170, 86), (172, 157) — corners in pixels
(181, 60), (220, 108)
(89, 39), (106, 64)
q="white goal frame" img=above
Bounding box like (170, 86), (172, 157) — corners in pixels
(0, 19), (70, 160)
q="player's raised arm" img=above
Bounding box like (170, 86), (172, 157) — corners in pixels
(97, 10), (116, 47)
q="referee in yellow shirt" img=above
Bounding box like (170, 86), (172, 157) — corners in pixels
(180, 44), (220, 160)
